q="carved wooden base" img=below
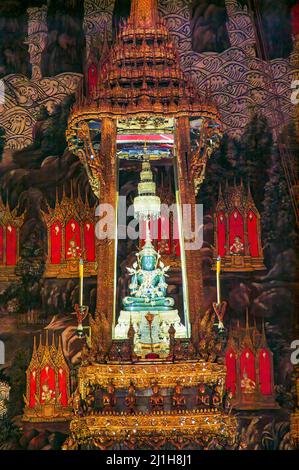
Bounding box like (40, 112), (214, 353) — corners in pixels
(0, 266), (18, 281)
(44, 261), (97, 278)
(23, 404), (73, 423)
(213, 255), (265, 272)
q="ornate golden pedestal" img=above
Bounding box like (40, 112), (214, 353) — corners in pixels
(63, 361), (237, 450)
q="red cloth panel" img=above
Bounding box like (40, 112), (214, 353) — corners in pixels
(6, 224), (17, 265)
(225, 348), (237, 396)
(84, 221), (95, 262)
(0, 225), (3, 263)
(229, 209), (244, 247)
(157, 216), (171, 254)
(217, 212), (226, 257)
(259, 349), (272, 395)
(40, 365), (56, 403)
(173, 217), (181, 257)
(58, 368), (68, 406)
(50, 221), (62, 264)
(247, 211), (259, 257)
(65, 218), (81, 258)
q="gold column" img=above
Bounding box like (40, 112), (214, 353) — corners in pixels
(95, 117), (117, 351)
(175, 116), (203, 345)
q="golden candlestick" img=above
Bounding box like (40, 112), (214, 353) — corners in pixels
(216, 256), (221, 305)
(79, 258), (84, 307)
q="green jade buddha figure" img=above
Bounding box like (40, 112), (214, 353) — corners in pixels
(123, 228), (175, 312)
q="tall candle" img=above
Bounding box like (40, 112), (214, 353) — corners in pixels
(216, 256), (221, 305)
(79, 258), (84, 307)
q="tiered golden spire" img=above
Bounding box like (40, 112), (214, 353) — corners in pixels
(69, 0), (220, 119)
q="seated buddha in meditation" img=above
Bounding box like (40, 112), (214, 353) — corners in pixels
(123, 234), (175, 312)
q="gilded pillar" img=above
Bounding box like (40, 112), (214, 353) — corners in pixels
(95, 117), (117, 350)
(175, 116), (203, 345)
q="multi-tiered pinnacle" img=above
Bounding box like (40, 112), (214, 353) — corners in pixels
(134, 153), (161, 221)
(76, 0), (218, 118)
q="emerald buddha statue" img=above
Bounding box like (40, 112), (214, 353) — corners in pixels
(123, 232), (175, 312)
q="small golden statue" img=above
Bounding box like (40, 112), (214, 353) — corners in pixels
(150, 382), (164, 411)
(211, 383), (222, 408)
(41, 382), (56, 404)
(83, 384), (95, 413)
(241, 371), (256, 394)
(125, 382), (137, 414)
(172, 382), (186, 409)
(71, 387), (83, 416)
(103, 382), (116, 410)
(196, 383), (210, 407)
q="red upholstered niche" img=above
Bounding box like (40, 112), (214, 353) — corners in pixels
(88, 63), (98, 96)
(29, 370), (37, 408)
(225, 348), (237, 396)
(240, 348), (256, 392)
(229, 209), (244, 248)
(247, 210), (259, 257)
(50, 221), (62, 264)
(173, 217), (181, 257)
(58, 368), (68, 406)
(65, 218), (81, 259)
(157, 216), (171, 254)
(259, 349), (272, 395)
(40, 365), (56, 403)
(217, 211), (226, 256)
(0, 225), (3, 263)
(84, 221), (95, 262)
(6, 224), (17, 265)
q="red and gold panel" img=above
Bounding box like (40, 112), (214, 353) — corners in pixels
(173, 217), (181, 257)
(40, 365), (56, 404)
(6, 224), (17, 266)
(247, 210), (259, 257)
(217, 211), (226, 257)
(157, 216), (171, 254)
(65, 218), (81, 259)
(259, 349), (272, 395)
(229, 209), (244, 253)
(84, 221), (95, 262)
(58, 368), (68, 406)
(0, 225), (3, 263)
(50, 221), (62, 264)
(225, 348), (237, 396)
(240, 348), (256, 393)
(29, 370), (37, 408)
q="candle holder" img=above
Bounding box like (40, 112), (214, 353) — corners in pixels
(74, 304), (89, 338)
(212, 301), (227, 331)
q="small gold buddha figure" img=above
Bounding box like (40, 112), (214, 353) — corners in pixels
(241, 371), (256, 394)
(103, 382), (116, 410)
(223, 389), (233, 413)
(196, 383), (210, 407)
(230, 236), (244, 255)
(72, 387), (82, 416)
(41, 383), (55, 404)
(150, 382), (164, 411)
(84, 384), (95, 413)
(125, 382), (137, 414)
(211, 384), (222, 408)
(172, 382), (186, 409)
